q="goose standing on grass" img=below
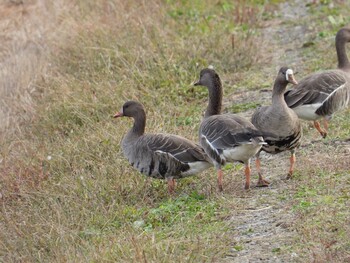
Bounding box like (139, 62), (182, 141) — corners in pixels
(252, 67), (302, 180)
(194, 68), (268, 191)
(113, 101), (212, 194)
(284, 27), (350, 138)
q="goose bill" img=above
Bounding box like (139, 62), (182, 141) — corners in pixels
(113, 112), (123, 118)
(287, 74), (298, 85)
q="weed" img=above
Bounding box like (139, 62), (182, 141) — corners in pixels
(227, 102), (261, 113)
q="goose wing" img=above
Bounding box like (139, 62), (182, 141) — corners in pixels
(126, 134), (210, 179)
(284, 70), (347, 108)
(140, 133), (210, 163)
(200, 114), (263, 149)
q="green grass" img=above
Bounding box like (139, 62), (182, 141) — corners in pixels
(227, 101), (261, 113)
(291, 170), (350, 261)
(299, 1), (350, 73)
(1, 0), (350, 262)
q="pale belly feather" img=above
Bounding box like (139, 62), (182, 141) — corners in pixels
(223, 143), (262, 163)
(293, 103), (323, 120)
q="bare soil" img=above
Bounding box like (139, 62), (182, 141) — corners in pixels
(225, 0), (350, 262)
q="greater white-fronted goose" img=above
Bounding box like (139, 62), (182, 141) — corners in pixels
(284, 27), (350, 138)
(113, 101), (212, 194)
(194, 68), (267, 191)
(252, 67), (302, 180)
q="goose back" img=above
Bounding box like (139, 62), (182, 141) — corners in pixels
(122, 133), (212, 179)
(284, 70), (350, 119)
(200, 114), (265, 165)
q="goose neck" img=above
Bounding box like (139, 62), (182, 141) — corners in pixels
(128, 111), (146, 138)
(272, 82), (287, 105)
(205, 80), (222, 117)
(336, 37), (350, 70)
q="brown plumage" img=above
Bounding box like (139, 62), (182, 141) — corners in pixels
(284, 27), (350, 138)
(194, 68), (267, 191)
(252, 67), (302, 180)
(114, 101), (212, 194)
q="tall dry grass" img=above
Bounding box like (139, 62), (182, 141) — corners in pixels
(0, 0), (267, 261)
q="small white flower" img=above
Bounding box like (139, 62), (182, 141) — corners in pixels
(133, 220), (145, 229)
(47, 155), (52, 161)
(208, 65), (214, 69)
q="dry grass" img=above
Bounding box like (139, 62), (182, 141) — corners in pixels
(0, 0), (350, 262)
(0, 0), (266, 262)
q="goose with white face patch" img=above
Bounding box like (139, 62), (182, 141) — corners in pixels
(252, 67), (302, 180)
(114, 101), (212, 194)
(194, 68), (268, 191)
(284, 27), (350, 138)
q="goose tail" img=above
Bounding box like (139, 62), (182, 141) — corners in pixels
(316, 83), (350, 116)
(200, 135), (225, 166)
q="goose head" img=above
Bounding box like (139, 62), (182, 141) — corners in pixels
(272, 67), (298, 98)
(194, 68), (220, 89)
(336, 27), (350, 70)
(277, 67), (298, 85)
(114, 100), (146, 136)
(336, 27), (350, 44)
(113, 100), (145, 119)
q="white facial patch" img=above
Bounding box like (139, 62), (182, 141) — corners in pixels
(208, 65), (214, 69)
(286, 69), (293, 81)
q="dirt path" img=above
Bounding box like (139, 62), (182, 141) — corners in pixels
(226, 1), (312, 262)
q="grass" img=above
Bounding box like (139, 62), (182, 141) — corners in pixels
(0, 0), (265, 261)
(1, 0), (350, 262)
(227, 101), (261, 113)
(291, 169), (350, 262)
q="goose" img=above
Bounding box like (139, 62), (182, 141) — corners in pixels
(194, 68), (268, 191)
(284, 27), (350, 138)
(252, 67), (302, 180)
(114, 101), (212, 194)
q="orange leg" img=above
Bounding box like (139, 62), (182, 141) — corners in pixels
(167, 178), (176, 195)
(244, 164), (251, 190)
(313, 120), (327, 138)
(217, 169), (223, 192)
(323, 118), (329, 135)
(287, 151), (296, 179)
(255, 157), (270, 187)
